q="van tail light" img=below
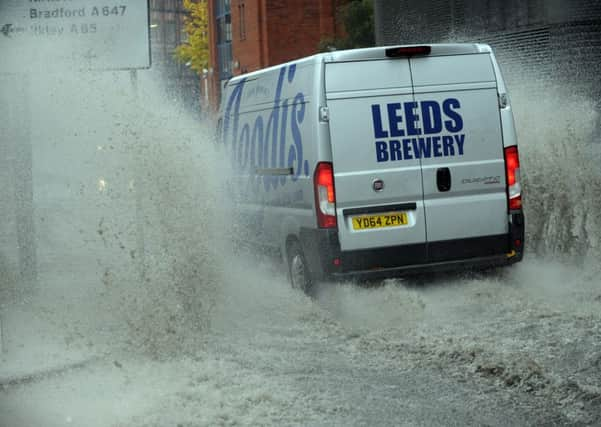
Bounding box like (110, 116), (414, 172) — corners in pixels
(504, 146), (522, 210)
(385, 45), (431, 58)
(314, 162), (337, 228)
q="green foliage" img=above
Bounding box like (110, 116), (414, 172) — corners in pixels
(341, 0), (375, 48)
(174, 0), (210, 74)
(318, 0), (375, 52)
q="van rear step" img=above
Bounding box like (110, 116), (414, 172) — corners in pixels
(299, 227), (523, 281)
(330, 253), (519, 281)
(339, 234), (509, 272)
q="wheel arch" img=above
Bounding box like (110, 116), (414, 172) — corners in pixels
(280, 214), (303, 265)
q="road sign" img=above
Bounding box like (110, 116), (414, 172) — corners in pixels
(0, 0), (151, 71)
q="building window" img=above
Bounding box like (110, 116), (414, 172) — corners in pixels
(218, 43), (233, 79)
(216, 0), (231, 18)
(216, 0), (232, 80)
(217, 13), (231, 44)
(239, 2), (246, 41)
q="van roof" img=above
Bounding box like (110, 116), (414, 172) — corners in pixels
(225, 43), (492, 85)
(324, 43), (492, 62)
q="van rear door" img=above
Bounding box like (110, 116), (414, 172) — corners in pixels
(325, 59), (427, 258)
(409, 53), (509, 260)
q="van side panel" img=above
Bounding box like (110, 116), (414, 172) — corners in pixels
(220, 58), (319, 252)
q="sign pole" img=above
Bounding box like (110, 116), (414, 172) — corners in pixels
(1, 73), (38, 292)
(15, 74), (38, 290)
(130, 69), (147, 283)
(0, 72), (37, 354)
(0, 309), (4, 354)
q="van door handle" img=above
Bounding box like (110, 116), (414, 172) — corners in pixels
(437, 168), (451, 192)
(255, 167), (293, 176)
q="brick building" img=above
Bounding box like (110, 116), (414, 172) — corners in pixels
(205, 0), (346, 111)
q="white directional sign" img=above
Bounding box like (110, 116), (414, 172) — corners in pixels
(0, 0), (150, 71)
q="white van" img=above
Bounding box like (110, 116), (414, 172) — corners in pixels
(218, 44), (524, 292)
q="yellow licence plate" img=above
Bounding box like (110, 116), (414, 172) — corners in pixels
(352, 212), (409, 230)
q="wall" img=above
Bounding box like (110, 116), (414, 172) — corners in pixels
(374, 0), (601, 101)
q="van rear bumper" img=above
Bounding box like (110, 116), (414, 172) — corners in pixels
(329, 254), (519, 281)
(299, 212), (524, 281)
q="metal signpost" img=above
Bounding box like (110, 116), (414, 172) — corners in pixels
(0, 0), (151, 353)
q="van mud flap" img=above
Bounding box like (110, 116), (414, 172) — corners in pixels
(508, 212), (525, 262)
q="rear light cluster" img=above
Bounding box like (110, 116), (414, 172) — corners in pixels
(504, 146), (522, 210)
(314, 162), (337, 228)
(385, 45), (431, 58)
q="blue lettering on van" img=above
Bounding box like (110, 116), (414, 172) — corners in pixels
(371, 98), (466, 162)
(421, 101), (443, 134)
(404, 102), (421, 136)
(372, 105), (389, 138)
(386, 103), (402, 137)
(375, 141), (389, 162)
(442, 98), (463, 132)
(221, 63), (309, 192)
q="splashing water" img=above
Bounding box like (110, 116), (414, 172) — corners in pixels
(1, 33), (600, 368)
(512, 84), (601, 265)
(0, 65), (237, 360)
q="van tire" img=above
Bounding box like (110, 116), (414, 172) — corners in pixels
(287, 240), (313, 294)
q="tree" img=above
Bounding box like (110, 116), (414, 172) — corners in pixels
(318, 0), (375, 52)
(341, 0), (375, 48)
(174, 0), (210, 75)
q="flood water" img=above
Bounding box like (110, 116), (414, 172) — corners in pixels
(1, 44), (600, 426)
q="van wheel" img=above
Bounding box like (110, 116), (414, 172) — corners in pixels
(287, 241), (313, 294)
